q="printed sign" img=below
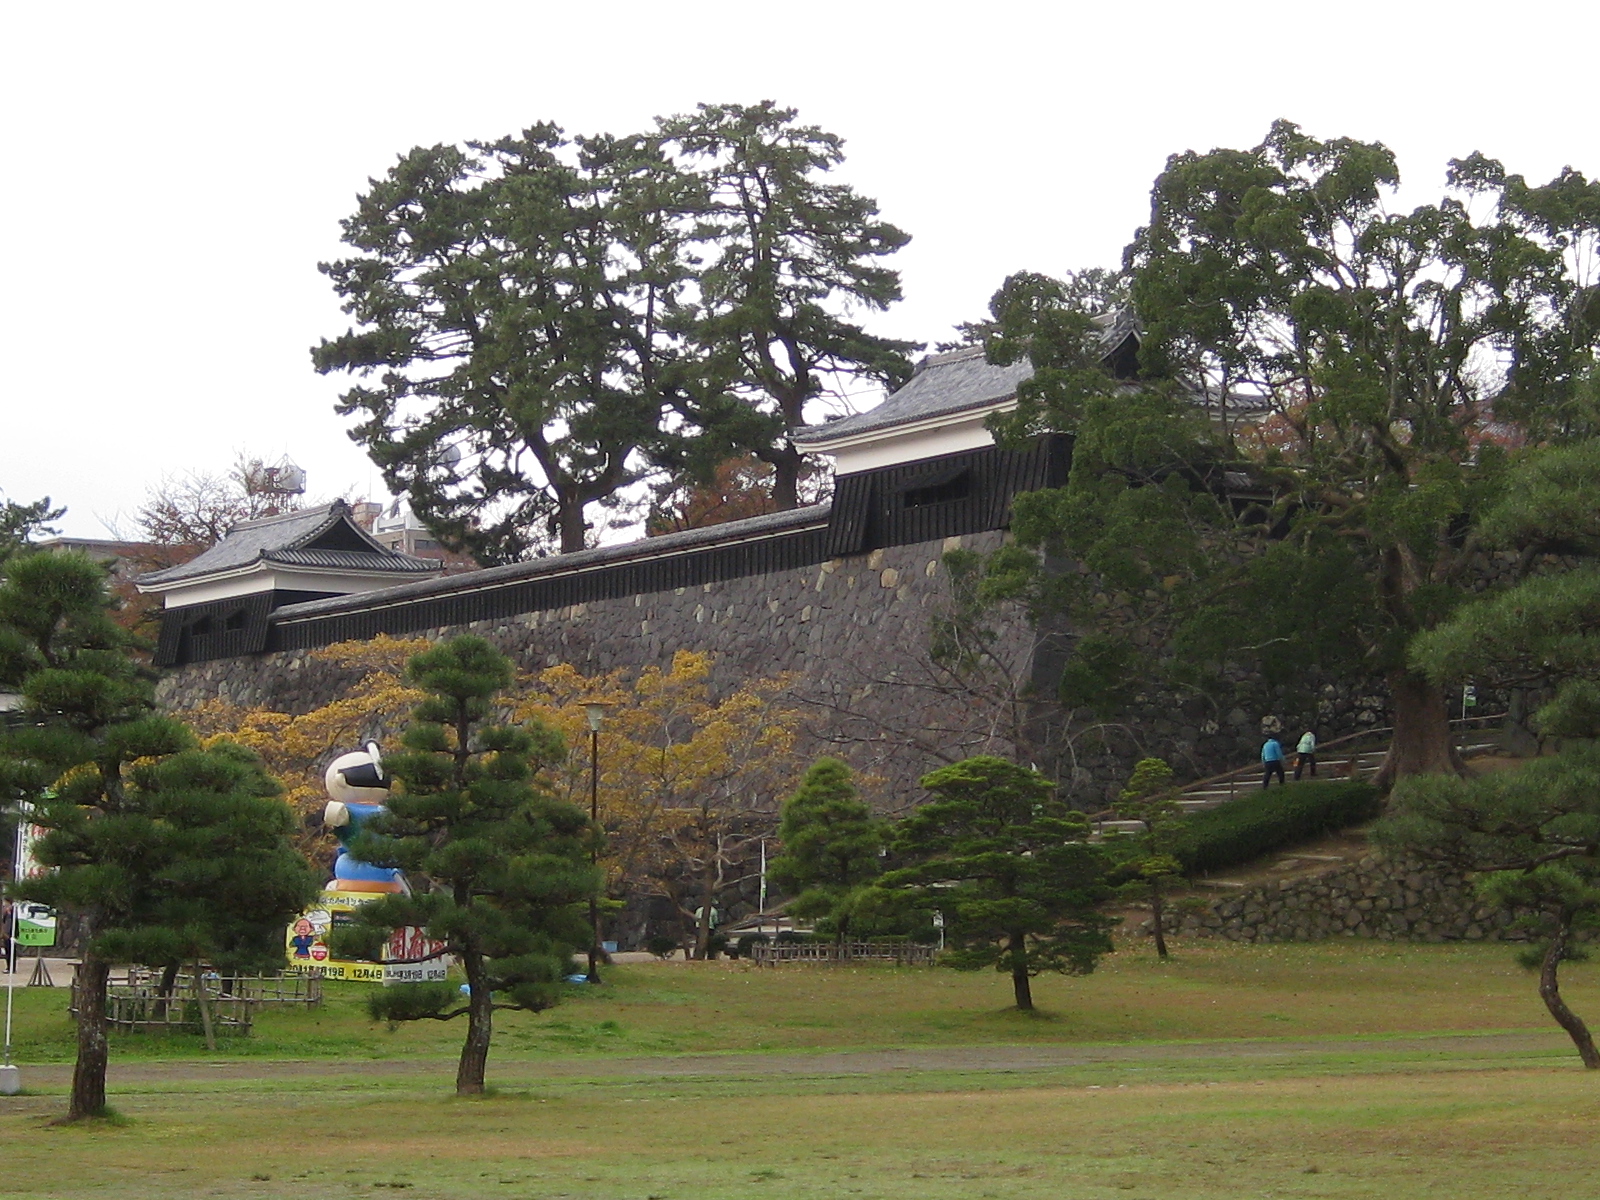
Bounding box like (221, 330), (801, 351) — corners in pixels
(14, 902), (56, 947)
(10, 804), (57, 947)
(285, 889), (450, 985)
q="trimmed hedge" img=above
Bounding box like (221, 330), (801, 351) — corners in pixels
(1170, 780), (1380, 875)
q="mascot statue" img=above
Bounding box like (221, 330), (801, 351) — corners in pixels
(321, 742), (406, 895)
(287, 741), (447, 981)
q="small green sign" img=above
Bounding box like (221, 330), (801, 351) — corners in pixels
(14, 904), (55, 948)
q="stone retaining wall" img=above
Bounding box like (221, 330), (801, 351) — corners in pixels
(157, 532), (1033, 806)
(1154, 853), (1517, 943)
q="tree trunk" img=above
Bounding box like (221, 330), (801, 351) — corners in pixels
(455, 951), (494, 1095)
(1371, 668), (1467, 795)
(1008, 930), (1033, 1011)
(68, 955), (111, 1121)
(693, 858), (717, 960)
(1150, 881), (1169, 960)
(1540, 916), (1600, 1069)
(557, 493), (587, 555)
(769, 443), (802, 512)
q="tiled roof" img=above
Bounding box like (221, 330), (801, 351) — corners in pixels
(138, 501), (437, 587)
(792, 347), (1032, 446)
(793, 310), (1143, 448)
(269, 502), (832, 621)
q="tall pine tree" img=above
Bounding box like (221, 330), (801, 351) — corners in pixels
(335, 635), (597, 1095)
(0, 552), (318, 1120)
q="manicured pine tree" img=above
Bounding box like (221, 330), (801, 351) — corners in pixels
(0, 551), (319, 1119)
(883, 756), (1114, 1010)
(1109, 757), (1185, 959)
(335, 635), (597, 1095)
(1377, 440), (1600, 1067)
(768, 758), (885, 953)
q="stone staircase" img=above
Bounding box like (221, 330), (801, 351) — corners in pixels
(1094, 715), (1504, 837)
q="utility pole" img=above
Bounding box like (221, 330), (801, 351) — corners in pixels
(584, 702), (608, 984)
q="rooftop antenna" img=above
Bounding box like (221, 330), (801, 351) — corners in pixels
(244, 455), (308, 517)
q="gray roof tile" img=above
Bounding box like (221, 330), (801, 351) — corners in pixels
(792, 347), (1031, 446)
(139, 501), (436, 587)
(270, 502), (832, 621)
(794, 311), (1143, 447)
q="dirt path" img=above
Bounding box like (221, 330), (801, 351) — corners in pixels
(12, 1030), (1573, 1091)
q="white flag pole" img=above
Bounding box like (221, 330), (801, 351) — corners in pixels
(2, 806), (23, 1093)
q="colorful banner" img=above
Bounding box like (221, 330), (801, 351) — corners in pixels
(285, 889), (450, 985)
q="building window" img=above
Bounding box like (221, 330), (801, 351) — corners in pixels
(902, 470), (971, 509)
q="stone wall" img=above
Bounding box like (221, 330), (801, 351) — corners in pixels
(1152, 852), (1518, 944)
(154, 537), (1557, 809)
(156, 531), (1034, 807)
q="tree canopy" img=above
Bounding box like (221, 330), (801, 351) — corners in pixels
(658, 101), (915, 509)
(517, 649), (801, 958)
(981, 123), (1600, 790)
(315, 102), (912, 561)
(0, 551), (318, 1119)
(768, 758), (885, 946)
(0, 491), (62, 564)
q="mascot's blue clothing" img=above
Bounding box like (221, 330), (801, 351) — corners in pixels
(333, 802), (405, 885)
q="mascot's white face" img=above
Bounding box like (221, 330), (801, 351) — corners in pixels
(324, 742), (389, 809)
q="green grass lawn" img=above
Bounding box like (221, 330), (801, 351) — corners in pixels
(5, 939), (1584, 1063)
(2, 942), (1597, 1199)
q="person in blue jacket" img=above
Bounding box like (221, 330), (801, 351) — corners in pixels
(1261, 734), (1286, 788)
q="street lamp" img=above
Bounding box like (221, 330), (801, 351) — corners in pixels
(584, 701), (608, 984)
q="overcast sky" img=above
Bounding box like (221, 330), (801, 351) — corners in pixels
(4, 1), (1595, 539)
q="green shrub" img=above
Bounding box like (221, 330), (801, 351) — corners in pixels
(1170, 780), (1380, 874)
(734, 933), (770, 958)
(645, 935), (679, 960)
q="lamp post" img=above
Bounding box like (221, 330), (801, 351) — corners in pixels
(584, 702), (608, 984)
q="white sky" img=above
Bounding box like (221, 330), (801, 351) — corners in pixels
(4, 0), (1595, 539)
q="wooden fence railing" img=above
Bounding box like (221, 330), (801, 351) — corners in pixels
(72, 969), (323, 1040)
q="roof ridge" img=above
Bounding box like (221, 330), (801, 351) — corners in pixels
(226, 499), (346, 535)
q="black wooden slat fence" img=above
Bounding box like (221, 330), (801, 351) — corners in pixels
(161, 435), (1075, 665)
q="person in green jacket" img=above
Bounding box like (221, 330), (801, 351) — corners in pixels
(1294, 730), (1317, 780)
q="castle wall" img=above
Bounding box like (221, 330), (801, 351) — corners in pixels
(155, 532), (1029, 807)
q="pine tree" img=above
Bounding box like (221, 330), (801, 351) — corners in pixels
(656, 101), (917, 509)
(768, 759), (885, 952)
(1376, 439), (1600, 1067)
(1108, 757), (1184, 959)
(335, 635), (597, 1095)
(0, 551), (318, 1119)
(883, 756), (1114, 1010)
(1376, 755), (1600, 1067)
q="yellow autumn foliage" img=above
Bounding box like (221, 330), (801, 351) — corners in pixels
(181, 638), (802, 925)
(516, 650), (804, 943)
(179, 635), (430, 860)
